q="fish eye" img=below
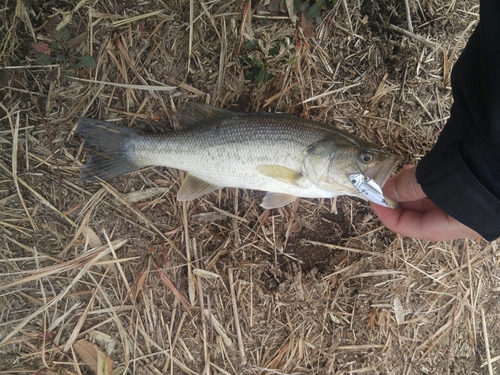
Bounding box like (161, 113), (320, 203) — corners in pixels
(359, 152), (373, 163)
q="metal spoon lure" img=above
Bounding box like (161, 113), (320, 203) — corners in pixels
(348, 173), (399, 208)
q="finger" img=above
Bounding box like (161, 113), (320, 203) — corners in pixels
(383, 165), (426, 202)
(397, 197), (437, 213)
(371, 203), (481, 241)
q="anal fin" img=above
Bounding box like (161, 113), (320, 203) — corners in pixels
(177, 173), (220, 201)
(260, 192), (297, 209)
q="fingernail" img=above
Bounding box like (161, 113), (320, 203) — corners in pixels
(384, 179), (399, 200)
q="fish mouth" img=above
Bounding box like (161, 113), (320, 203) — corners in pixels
(364, 154), (400, 188)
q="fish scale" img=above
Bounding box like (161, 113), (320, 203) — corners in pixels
(131, 118), (323, 195)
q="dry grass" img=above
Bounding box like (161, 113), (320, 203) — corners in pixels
(0, 0), (498, 374)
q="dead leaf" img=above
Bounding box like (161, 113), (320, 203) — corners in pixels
(124, 187), (169, 203)
(154, 261), (192, 315)
(130, 255), (151, 302)
(78, 67), (90, 80)
(393, 297), (405, 324)
(285, 0), (297, 23)
(369, 308), (377, 331)
(442, 47), (451, 87)
(56, 12), (73, 31)
(82, 226), (103, 248)
(90, 331), (117, 355)
(16, 144), (25, 165)
(74, 339), (113, 375)
(32, 42), (51, 53)
(241, 0), (254, 41)
(68, 31), (89, 48)
(256, 3), (269, 15)
(301, 11), (315, 39)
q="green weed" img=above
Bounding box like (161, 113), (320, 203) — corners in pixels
(32, 27), (95, 71)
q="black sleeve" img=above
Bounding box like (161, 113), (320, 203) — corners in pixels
(415, 0), (500, 241)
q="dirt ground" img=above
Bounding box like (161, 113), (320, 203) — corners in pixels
(1, 0), (499, 374)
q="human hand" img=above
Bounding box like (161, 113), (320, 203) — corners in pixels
(370, 165), (481, 241)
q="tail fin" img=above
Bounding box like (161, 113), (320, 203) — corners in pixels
(77, 118), (143, 182)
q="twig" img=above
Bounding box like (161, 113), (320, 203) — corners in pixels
(194, 240), (210, 374)
(154, 261), (192, 315)
(404, 0), (413, 32)
(66, 76), (176, 91)
(100, 182), (167, 241)
(389, 24), (437, 49)
(2, 105), (36, 231)
(342, 0), (353, 34)
(112, 9), (164, 27)
(305, 240), (388, 258)
(481, 307), (494, 375)
(188, 0), (194, 74)
(301, 82), (362, 104)
(182, 202), (196, 306)
(0, 241), (118, 345)
(229, 269), (246, 365)
(0, 161), (76, 227)
(213, 15), (227, 105)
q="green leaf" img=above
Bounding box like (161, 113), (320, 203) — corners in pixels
(267, 0), (282, 12)
(256, 69), (272, 87)
(257, 69), (266, 84)
(69, 62), (83, 70)
(244, 40), (258, 50)
(293, 0), (303, 11)
(241, 54), (252, 64)
(269, 44), (281, 56)
(55, 28), (71, 42)
(328, 0), (337, 7)
(36, 54), (55, 65)
(253, 57), (265, 69)
(79, 55), (96, 67)
(247, 66), (261, 80)
(306, 0), (325, 18)
(300, 1), (311, 11)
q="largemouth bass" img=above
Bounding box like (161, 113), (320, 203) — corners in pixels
(77, 102), (399, 208)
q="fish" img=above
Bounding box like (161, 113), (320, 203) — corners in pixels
(77, 102), (399, 209)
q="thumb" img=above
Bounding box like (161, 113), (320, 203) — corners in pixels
(383, 165), (426, 202)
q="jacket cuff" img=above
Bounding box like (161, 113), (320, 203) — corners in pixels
(416, 140), (500, 241)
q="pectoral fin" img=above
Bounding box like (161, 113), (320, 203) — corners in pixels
(177, 174), (220, 201)
(256, 164), (302, 186)
(260, 192), (297, 209)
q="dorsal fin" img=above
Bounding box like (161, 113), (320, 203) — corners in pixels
(177, 102), (235, 129)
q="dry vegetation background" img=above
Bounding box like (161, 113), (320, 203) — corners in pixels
(0, 0), (499, 374)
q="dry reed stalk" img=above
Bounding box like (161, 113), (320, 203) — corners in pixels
(0, 1), (497, 374)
